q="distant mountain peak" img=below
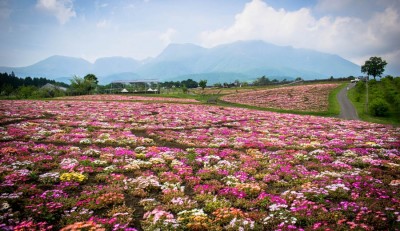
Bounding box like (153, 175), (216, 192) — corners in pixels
(0, 40), (361, 84)
(157, 43), (207, 60)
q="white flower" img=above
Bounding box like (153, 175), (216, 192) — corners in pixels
(1, 202), (10, 210)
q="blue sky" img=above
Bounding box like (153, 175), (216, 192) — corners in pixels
(1, 0), (399, 74)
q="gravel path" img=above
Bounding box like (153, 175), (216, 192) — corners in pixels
(337, 83), (359, 120)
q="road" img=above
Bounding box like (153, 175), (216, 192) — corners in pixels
(337, 83), (359, 120)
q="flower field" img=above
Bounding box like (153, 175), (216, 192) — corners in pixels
(0, 99), (399, 230)
(57, 95), (199, 103)
(221, 84), (340, 112)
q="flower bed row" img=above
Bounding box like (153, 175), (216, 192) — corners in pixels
(0, 100), (399, 230)
(221, 84), (340, 112)
(56, 95), (199, 103)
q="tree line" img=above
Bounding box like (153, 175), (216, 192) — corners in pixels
(0, 72), (69, 98)
(1, 56), (396, 99)
(0, 72), (68, 89)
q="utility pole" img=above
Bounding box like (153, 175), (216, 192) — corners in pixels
(365, 75), (369, 114)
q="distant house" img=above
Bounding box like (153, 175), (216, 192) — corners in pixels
(41, 83), (67, 92)
(121, 88), (129, 93)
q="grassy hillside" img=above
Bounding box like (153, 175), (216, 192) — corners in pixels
(348, 76), (400, 125)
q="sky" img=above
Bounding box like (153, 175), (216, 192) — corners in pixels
(0, 0), (399, 74)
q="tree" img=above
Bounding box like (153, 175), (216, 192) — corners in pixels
(84, 74), (98, 93)
(214, 83), (222, 88)
(1, 84), (14, 96)
(84, 74), (98, 85)
(17, 85), (37, 99)
(361, 57), (387, 80)
(181, 79), (198, 88)
(199, 80), (207, 90)
(253, 76), (270, 86)
(69, 75), (92, 95)
(181, 84), (188, 94)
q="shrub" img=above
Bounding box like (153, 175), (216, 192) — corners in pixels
(355, 81), (365, 94)
(394, 94), (400, 112)
(384, 89), (396, 104)
(369, 98), (390, 116)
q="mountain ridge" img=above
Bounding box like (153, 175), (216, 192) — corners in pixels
(0, 40), (361, 84)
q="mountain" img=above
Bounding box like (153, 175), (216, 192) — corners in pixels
(137, 41), (360, 81)
(0, 55), (142, 84)
(0, 55), (92, 79)
(0, 40), (361, 84)
(93, 57), (140, 76)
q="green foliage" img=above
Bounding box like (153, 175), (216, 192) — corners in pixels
(355, 80), (365, 91)
(32, 88), (64, 98)
(1, 84), (14, 96)
(69, 75), (98, 95)
(160, 81), (181, 88)
(214, 82), (222, 88)
(361, 56), (387, 79)
(349, 75), (400, 124)
(369, 98), (390, 116)
(84, 73), (98, 84)
(0, 72), (68, 89)
(181, 84), (188, 94)
(199, 79), (207, 90)
(17, 86), (37, 99)
(181, 79), (198, 88)
(253, 76), (271, 86)
(0, 72), (68, 98)
(84, 74), (99, 93)
(327, 83), (345, 116)
(253, 76), (293, 86)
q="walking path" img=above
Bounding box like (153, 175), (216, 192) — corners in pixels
(337, 83), (359, 120)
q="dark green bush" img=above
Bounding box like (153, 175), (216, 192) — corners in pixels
(369, 98), (390, 116)
(394, 95), (400, 112)
(384, 89), (396, 104)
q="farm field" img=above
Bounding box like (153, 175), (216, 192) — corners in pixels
(221, 84), (340, 112)
(0, 99), (399, 230)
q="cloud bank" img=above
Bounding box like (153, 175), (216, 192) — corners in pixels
(36, 0), (76, 24)
(159, 28), (177, 45)
(201, 0), (400, 73)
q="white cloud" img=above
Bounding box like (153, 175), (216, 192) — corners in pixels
(159, 28), (176, 45)
(96, 19), (111, 29)
(36, 0), (76, 24)
(201, 0), (400, 69)
(95, 2), (109, 10)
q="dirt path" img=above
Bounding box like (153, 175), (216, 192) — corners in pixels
(337, 83), (359, 120)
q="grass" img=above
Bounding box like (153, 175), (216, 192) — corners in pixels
(348, 87), (400, 125)
(215, 99), (340, 117)
(328, 83), (346, 116)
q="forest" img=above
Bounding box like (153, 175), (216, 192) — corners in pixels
(0, 72), (68, 98)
